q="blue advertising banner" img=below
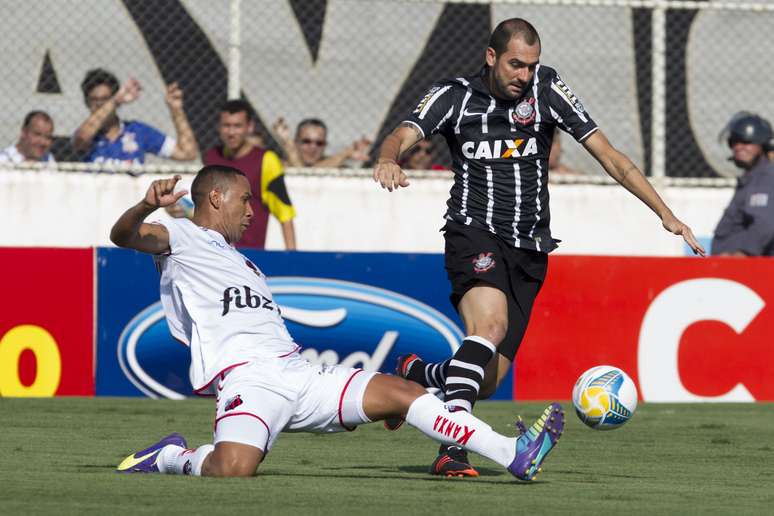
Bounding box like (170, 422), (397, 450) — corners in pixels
(96, 248), (513, 399)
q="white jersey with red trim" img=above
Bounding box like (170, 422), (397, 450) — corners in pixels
(153, 218), (297, 392)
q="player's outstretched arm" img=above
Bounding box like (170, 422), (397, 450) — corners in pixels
(582, 130), (706, 256)
(110, 175), (187, 254)
(373, 123), (422, 192)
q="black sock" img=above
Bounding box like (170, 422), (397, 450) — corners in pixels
(406, 358), (451, 389)
(443, 336), (496, 412)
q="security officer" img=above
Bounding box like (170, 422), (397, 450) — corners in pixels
(712, 112), (774, 256)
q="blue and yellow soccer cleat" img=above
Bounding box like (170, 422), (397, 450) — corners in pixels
(116, 433), (188, 473)
(508, 403), (564, 481)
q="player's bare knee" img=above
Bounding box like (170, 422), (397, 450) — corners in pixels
(470, 318), (507, 346)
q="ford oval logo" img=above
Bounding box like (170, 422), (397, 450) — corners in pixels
(118, 277), (463, 399)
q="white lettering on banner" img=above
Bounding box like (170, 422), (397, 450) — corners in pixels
(638, 279), (763, 402)
(301, 331), (398, 371)
(280, 306), (347, 327)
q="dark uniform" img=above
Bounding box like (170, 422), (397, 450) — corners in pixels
(403, 65), (598, 359)
(712, 157), (774, 256)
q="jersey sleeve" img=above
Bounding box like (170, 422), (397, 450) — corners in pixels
(402, 82), (457, 138)
(261, 151), (296, 223)
(136, 121), (175, 157)
(152, 217), (192, 256)
(546, 73), (598, 142)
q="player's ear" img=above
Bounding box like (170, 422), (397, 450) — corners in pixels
(485, 47), (497, 67)
(209, 189), (222, 209)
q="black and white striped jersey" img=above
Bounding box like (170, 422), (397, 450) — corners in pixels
(403, 65), (598, 253)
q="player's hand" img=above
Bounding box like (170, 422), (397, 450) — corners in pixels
(373, 159), (409, 192)
(115, 77), (142, 105)
(662, 213), (706, 256)
(165, 82), (184, 110)
(143, 175), (188, 209)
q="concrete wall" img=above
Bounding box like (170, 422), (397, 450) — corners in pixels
(0, 170), (731, 255)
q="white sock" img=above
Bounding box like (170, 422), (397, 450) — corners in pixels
(405, 393), (515, 467)
(157, 444), (214, 476)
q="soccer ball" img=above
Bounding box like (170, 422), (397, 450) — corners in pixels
(572, 365), (638, 430)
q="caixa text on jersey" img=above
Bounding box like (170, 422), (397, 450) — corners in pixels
(462, 138), (538, 160)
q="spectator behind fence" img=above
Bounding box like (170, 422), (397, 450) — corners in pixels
(272, 117), (371, 168)
(399, 137), (446, 170)
(712, 112), (774, 256)
(0, 111), (56, 165)
(72, 69), (198, 168)
(548, 131), (580, 175)
(204, 100), (296, 250)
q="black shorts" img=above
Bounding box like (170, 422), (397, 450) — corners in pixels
(443, 220), (548, 361)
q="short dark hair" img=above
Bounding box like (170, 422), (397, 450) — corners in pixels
(295, 118), (327, 139)
(219, 99), (253, 122)
(489, 18), (541, 55)
(81, 68), (120, 103)
(191, 165), (246, 208)
(22, 110), (53, 129)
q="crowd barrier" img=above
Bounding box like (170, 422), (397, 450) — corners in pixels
(2, 247), (771, 401)
(0, 170), (732, 255)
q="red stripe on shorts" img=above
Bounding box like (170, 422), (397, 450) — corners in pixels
(337, 369), (365, 432)
(214, 411), (271, 445)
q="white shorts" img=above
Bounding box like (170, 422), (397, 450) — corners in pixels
(213, 355), (377, 452)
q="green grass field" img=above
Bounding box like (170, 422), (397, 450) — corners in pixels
(1, 398), (772, 515)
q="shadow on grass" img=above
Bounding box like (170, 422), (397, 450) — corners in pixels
(396, 465), (503, 476)
(77, 463), (556, 484)
(325, 463), (503, 477)
(258, 468), (550, 485)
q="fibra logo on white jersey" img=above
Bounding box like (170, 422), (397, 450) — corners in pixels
(117, 277), (463, 399)
(462, 138), (538, 160)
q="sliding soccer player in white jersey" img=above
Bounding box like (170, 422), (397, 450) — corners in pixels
(111, 166), (564, 480)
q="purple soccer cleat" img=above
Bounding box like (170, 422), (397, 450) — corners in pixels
(116, 433), (188, 473)
(508, 403), (564, 481)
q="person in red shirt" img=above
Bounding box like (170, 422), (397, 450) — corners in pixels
(204, 100), (296, 250)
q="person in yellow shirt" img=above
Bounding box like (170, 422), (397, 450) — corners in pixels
(204, 100), (296, 250)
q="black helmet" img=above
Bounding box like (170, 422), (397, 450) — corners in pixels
(720, 111), (773, 149)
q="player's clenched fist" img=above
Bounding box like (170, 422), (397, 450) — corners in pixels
(144, 175), (188, 208)
(373, 159), (410, 192)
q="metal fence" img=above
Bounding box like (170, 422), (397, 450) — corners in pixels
(2, 0), (773, 179)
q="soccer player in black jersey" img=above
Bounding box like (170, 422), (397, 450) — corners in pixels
(374, 18), (705, 477)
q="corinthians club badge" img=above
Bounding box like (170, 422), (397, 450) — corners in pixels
(472, 252), (496, 273)
(512, 98), (536, 125)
